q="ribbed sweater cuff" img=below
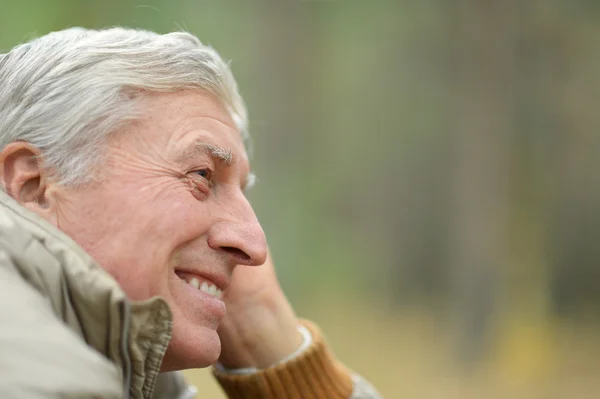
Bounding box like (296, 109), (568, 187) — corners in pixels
(212, 319), (354, 399)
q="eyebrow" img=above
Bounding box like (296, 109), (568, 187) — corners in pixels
(197, 141), (235, 165)
(176, 141), (234, 165)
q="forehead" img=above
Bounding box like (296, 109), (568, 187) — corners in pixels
(136, 90), (248, 163)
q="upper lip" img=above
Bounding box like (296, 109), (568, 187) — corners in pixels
(175, 268), (230, 292)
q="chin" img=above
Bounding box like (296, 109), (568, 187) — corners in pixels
(160, 324), (222, 371)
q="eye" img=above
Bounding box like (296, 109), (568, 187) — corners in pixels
(193, 168), (212, 181)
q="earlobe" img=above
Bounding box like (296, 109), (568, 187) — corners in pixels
(0, 142), (52, 212)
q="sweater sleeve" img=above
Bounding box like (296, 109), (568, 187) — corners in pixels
(212, 320), (382, 399)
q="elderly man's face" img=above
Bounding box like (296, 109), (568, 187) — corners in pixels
(52, 91), (267, 369)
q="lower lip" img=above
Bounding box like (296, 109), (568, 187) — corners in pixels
(173, 272), (226, 319)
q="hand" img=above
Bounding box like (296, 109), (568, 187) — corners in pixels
(217, 250), (303, 369)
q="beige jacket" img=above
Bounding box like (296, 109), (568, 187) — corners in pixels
(0, 190), (381, 399)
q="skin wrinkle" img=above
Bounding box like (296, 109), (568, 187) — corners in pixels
(105, 136), (199, 197)
(162, 103), (255, 193)
(108, 135), (229, 203)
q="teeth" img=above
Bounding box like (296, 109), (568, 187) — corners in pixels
(187, 278), (223, 299)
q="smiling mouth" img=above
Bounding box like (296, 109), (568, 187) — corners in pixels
(176, 271), (224, 299)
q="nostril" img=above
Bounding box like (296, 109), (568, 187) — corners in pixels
(221, 246), (251, 263)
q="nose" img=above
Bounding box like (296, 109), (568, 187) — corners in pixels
(207, 197), (268, 267)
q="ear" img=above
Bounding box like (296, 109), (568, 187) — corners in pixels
(0, 142), (56, 217)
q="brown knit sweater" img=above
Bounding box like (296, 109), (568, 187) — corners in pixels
(213, 320), (356, 399)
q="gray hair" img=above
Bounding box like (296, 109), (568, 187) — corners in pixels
(0, 27), (248, 186)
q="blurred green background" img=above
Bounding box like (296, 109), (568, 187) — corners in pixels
(2, 0), (600, 397)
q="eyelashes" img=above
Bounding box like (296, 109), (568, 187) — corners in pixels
(193, 168), (212, 182)
(188, 168), (249, 196)
(185, 168), (213, 201)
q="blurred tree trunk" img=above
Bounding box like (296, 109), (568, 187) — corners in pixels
(543, 3), (600, 317)
(447, 0), (517, 364)
(246, 0), (322, 292)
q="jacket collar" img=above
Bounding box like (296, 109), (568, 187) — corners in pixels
(0, 190), (173, 399)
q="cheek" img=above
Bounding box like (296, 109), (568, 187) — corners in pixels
(110, 179), (200, 244)
(111, 271), (156, 301)
(60, 179), (212, 299)
(153, 192), (213, 243)
(57, 190), (175, 299)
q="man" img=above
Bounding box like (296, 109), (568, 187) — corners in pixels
(0, 28), (381, 398)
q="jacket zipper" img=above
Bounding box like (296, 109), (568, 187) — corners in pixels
(120, 301), (132, 399)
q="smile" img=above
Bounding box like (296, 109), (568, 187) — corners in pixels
(175, 271), (224, 299)
(187, 277), (223, 299)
